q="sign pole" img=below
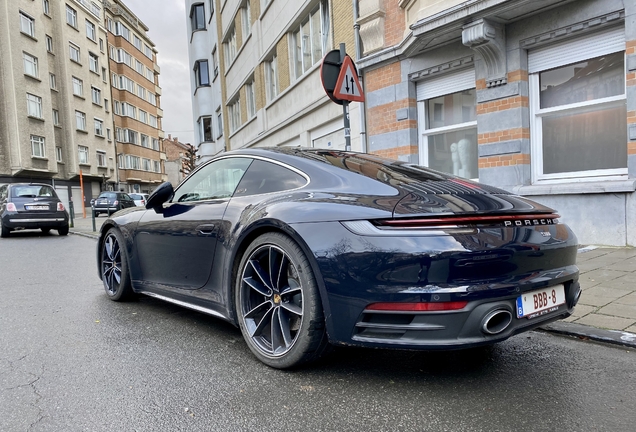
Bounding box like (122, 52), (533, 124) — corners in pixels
(340, 43), (351, 151)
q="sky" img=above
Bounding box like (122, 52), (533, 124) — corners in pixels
(122, 0), (195, 144)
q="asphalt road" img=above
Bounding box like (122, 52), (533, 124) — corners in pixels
(1, 231), (635, 432)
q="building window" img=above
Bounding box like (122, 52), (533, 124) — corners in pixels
(99, 37), (104, 52)
(46, 35), (53, 52)
(292, 1), (330, 79)
(530, 51), (626, 182)
(241, 0), (251, 39)
(113, 100), (120, 115)
(190, 3), (205, 31)
(31, 135), (45, 157)
(148, 93), (157, 106)
(86, 20), (96, 41)
(211, 47), (219, 79)
(265, 55), (278, 102)
(52, 109), (60, 125)
(137, 86), (146, 100)
(23, 52), (38, 77)
(106, 128), (111, 140)
(91, 87), (101, 105)
(419, 88), (478, 179)
(89, 52), (99, 72)
(223, 26), (237, 68)
(139, 110), (148, 124)
(136, 59), (144, 74)
(69, 43), (80, 63)
(72, 77), (83, 96)
(154, 160), (161, 173)
(144, 44), (153, 59)
(143, 158), (151, 171)
(194, 60), (210, 87)
(141, 134), (149, 147)
(49, 73), (56, 90)
(133, 34), (142, 51)
(27, 93), (42, 118)
(102, 67), (107, 82)
(146, 67), (154, 82)
(20, 12), (35, 37)
(152, 138), (160, 150)
(94, 118), (103, 136)
(78, 146), (89, 164)
(43, 0), (50, 15)
(246, 80), (256, 118)
(97, 151), (106, 167)
(228, 99), (241, 133)
(200, 116), (213, 142)
(216, 110), (223, 138)
(149, 114), (158, 128)
(66, 5), (77, 28)
(121, 102), (136, 118)
(56, 146), (63, 162)
(75, 111), (86, 131)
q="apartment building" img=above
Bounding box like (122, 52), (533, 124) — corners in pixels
(356, 0), (636, 246)
(0, 0), (117, 209)
(103, 0), (166, 194)
(186, 0), (362, 162)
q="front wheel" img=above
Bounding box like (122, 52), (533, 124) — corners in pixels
(100, 228), (133, 301)
(235, 232), (329, 369)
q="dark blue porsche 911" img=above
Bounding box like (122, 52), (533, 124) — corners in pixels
(97, 148), (580, 368)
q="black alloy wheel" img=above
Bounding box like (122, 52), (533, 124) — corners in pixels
(101, 228), (132, 301)
(236, 233), (329, 369)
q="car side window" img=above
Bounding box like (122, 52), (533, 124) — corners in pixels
(121, 193), (133, 201)
(0, 185), (7, 201)
(174, 157), (253, 203)
(234, 159), (307, 197)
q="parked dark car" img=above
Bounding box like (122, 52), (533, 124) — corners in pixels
(0, 183), (69, 237)
(96, 148), (580, 369)
(92, 192), (136, 217)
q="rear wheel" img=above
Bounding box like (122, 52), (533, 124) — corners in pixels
(100, 228), (133, 301)
(0, 220), (10, 238)
(235, 232), (329, 369)
(57, 225), (69, 236)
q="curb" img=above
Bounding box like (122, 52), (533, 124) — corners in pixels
(70, 230), (99, 240)
(540, 322), (636, 349)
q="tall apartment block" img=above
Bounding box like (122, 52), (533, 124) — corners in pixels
(186, 0), (361, 162)
(355, 0), (636, 246)
(103, 0), (166, 194)
(1, 0), (117, 209)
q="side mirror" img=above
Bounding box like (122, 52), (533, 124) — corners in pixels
(146, 182), (174, 212)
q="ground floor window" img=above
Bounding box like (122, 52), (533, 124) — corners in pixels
(417, 69), (477, 179)
(529, 27), (627, 182)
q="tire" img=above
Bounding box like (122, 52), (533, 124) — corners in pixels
(41, 228), (51, 234)
(0, 220), (10, 238)
(100, 227), (133, 301)
(57, 225), (69, 236)
(93, 211), (99, 218)
(235, 232), (329, 369)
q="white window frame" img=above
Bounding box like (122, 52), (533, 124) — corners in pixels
(228, 99), (241, 133)
(66, 5), (77, 28)
(49, 73), (56, 89)
(46, 35), (53, 52)
(56, 146), (63, 162)
(265, 55), (278, 102)
(89, 52), (99, 72)
(528, 30), (627, 184)
(246, 80), (256, 118)
(69, 43), (80, 63)
(94, 118), (103, 136)
(20, 12), (35, 37)
(416, 69), (478, 179)
(291, 0), (330, 80)
(27, 93), (43, 118)
(241, 1), (251, 39)
(31, 135), (45, 157)
(43, 0), (50, 15)
(223, 26), (237, 68)
(78, 145), (89, 164)
(97, 151), (107, 167)
(72, 77), (83, 96)
(75, 111), (86, 131)
(91, 86), (101, 105)
(86, 19), (96, 41)
(52, 109), (60, 125)
(23, 52), (38, 77)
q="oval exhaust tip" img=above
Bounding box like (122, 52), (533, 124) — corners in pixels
(482, 309), (513, 335)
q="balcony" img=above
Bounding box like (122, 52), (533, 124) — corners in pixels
(156, 107), (164, 118)
(154, 63), (161, 74)
(155, 85), (162, 96)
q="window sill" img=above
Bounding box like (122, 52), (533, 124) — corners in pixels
(20, 32), (37, 42)
(92, 102), (102, 107)
(513, 179), (636, 196)
(56, 160), (65, 164)
(54, 125), (62, 129)
(79, 163), (91, 167)
(96, 134), (105, 139)
(51, 88), (58, 92)
(27, 115), (44, 122)
(76, 129), (88, 134)
(25, 74), (41, 82)
(260, 0), (274, 20)
(70, 59), (82, 66)
(31, 156), (48, 161)
(67, 23), (79, 32)
(74, 94), (85, 100)
(90, 69), (100, 76)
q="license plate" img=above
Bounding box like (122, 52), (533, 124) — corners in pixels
(516, 284), (565, 319)
(26, 205), (49, 210)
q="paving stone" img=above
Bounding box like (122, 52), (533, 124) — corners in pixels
(563, 315), (578, 323)
(578, 269), (629, 289)
(617, 293), (636, 306)
(576, 248), (614, 261)
(597, 303), (636, 320)
(571, 304), (596, 318)
(626, 325), (636, 334)
(594, 273), (636, 290)
(606, 257), (636, 272)
(603, 248), (636, 259)
(577, 286), (631, 307)
(575, 314), (635, 331)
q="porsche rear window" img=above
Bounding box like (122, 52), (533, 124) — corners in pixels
(11, 185), (56, 198)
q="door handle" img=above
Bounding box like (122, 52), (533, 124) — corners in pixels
(196, 224), (215, 235)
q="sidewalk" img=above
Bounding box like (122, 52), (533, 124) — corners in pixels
(71, 210), (636, 348)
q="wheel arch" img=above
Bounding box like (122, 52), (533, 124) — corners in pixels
(225, 219), (333, 340)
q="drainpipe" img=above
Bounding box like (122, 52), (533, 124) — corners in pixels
(353, 0), (367, 153)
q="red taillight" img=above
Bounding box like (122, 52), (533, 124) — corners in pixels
(57, 202), (65, 211)
(7, 203), (17, 212)
(141, 200), (145, 205)
(376, 214), (560, 228)
(366, 301), (468, 312)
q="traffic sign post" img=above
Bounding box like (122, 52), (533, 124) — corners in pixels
(320, 43), (365, 151)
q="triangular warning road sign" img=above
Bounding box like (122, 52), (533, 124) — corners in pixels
(333, 56), (365, 103)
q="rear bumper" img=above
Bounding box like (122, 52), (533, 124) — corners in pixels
(2, 212), (69, 229)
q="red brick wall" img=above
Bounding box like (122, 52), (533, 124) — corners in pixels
(384, 0), (406, 46)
